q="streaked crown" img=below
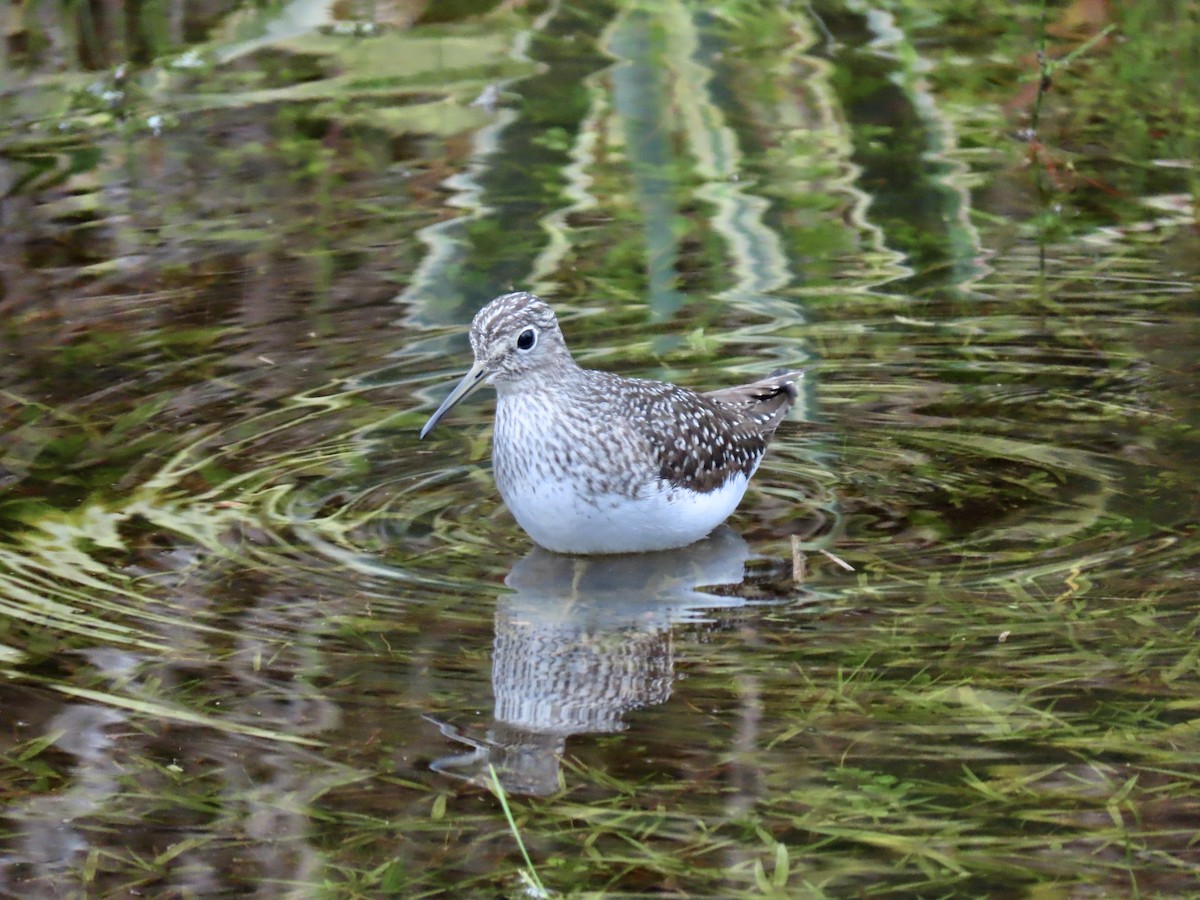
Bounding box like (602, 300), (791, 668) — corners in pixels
(469, 292), (573, 385)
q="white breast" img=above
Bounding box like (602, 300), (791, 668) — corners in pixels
(501, 469), (750, 554)
(492, 392), (754, 554)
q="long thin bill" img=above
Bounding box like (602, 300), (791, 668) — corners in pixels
(419, 361), (489, 439)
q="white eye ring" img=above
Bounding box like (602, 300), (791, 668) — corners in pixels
(516, 328), (538, 352)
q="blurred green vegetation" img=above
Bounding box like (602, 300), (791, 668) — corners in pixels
(0, 0), (1198, 897)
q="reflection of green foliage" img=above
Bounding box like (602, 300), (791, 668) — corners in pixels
(860, 0), (1200, 229)
(530, 126), (571, 153)
(0, 1), (1198, 898)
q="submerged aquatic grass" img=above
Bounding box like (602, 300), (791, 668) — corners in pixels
(489, 764), (552, 899)
(1, 0), (1198, 896)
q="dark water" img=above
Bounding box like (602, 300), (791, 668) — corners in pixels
(2, 1), (1199, 896)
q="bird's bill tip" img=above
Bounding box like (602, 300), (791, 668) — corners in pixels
(419, 362), (489, 438)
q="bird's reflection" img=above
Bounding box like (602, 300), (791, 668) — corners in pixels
(431, 526), (753, 795)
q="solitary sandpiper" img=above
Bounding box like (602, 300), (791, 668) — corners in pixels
(420, 292), (802, 554)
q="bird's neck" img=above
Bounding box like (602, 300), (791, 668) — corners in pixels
(494, 359), (583, 398)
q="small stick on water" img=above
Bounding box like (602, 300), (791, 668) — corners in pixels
(791, 535), (806, 583)
(819, 548), (855, 572)
(792, 537), (854, 574)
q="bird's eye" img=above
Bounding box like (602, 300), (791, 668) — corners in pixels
(516, 328), (537, 351)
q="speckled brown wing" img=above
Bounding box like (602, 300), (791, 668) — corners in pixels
(638, 369), (802, 494)
(703, 369), (802, 436)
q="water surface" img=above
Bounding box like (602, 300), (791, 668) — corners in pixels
(1, 1), (1198, 896)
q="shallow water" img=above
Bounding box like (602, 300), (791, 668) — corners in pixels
(2, 1), (1199, 896)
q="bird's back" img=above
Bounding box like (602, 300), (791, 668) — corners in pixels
(553, 367), (801, 494)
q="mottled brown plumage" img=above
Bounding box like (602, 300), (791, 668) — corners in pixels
(420, 292), (802, 554)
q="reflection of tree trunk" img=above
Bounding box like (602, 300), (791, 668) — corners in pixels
(77, 0), (121, 70)
(723, 670), (764, 876)
(29, 2), (68, 71)
(169, 0), (185, 48)
(0, 165), (31, 317)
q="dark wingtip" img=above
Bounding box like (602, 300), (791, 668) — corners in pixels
(768, 367), (803, 403)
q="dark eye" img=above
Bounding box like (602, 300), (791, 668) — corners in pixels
(516, 328), (537, 351)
